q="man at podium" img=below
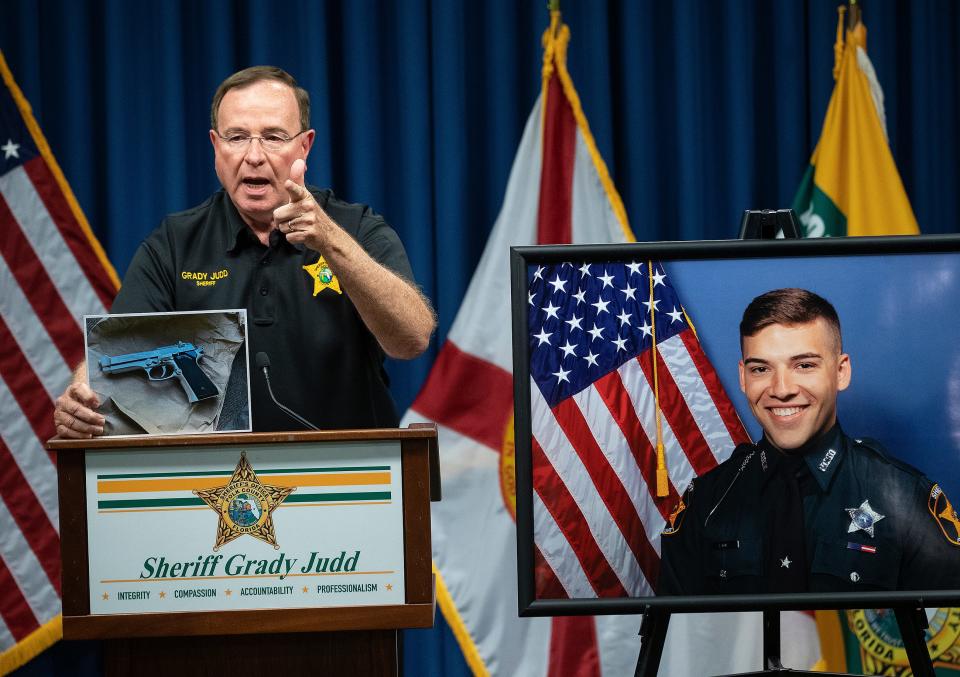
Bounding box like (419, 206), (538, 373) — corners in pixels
(659, 288), (960, 594)
(53, 65), (435, 435)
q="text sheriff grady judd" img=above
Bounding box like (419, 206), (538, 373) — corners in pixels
(139, 551), (360, 581)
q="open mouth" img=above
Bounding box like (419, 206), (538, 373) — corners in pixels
(242, 177), (271, 190)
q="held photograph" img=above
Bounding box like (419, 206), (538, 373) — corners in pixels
(83, 309), (252, 437)
(511, 236), (960, 613)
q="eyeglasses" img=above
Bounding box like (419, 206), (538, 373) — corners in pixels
(216, 130), (306, 153)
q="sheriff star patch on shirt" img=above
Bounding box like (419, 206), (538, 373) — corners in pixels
(929, 484), (960, 546)
(303, 256), (342, 296)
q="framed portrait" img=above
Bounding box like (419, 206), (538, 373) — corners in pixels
(511, 235), (960, 614)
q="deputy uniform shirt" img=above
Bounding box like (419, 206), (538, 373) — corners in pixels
(111, 187), (414, 432)
(658, 424), (960, 595)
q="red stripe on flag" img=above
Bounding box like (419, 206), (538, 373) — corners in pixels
(0, 191), (85, 368)
(593, 370), (679, 519)
(537, 72), (576, 245)
(409, 340), (512, 453)
(22, 157), (116, 308)
(548, 616), (601, 677)
(0, 438), (60, 594)
(0, 556), (39, 642)
(550, 398), (660, 589)
(534, 545), (569, 599)
(677, 329), (751, 446)
(532, 439), (627, 597)
(0, 316), (57, 454)
(636, 347), (718, 476)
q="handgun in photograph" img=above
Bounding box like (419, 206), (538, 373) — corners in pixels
(98, 341), (219, 404)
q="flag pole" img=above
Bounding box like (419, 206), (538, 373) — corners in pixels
(547, 1), (562, 40)
(847, 0), (868, 52)
(847, 0), (862, 31)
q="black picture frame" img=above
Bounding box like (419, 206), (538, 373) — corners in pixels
(510, 234), (960, 616)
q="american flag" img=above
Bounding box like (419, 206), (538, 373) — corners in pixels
(527, 259), (749, 598)
(0, 51), (117, 669)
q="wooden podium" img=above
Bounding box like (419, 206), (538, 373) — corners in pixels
(49, 425), (440, 676)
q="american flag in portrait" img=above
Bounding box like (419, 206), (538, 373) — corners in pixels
(527, 259), (749, 598)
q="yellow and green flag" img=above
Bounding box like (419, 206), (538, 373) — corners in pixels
(804, 10), (958, 674)
(791, 5), (919, 237)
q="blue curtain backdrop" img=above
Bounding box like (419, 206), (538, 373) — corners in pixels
(2, 1), (958, 675)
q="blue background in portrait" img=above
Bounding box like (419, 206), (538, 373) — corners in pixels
(668, 252), (960, 499)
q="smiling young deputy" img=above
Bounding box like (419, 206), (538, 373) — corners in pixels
(658, 288), (960, 595)
(53, 66), (435, 436)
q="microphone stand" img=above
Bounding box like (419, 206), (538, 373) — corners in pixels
(257, 356), (321, 432)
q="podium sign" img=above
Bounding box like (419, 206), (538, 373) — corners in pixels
(86, 440), (405, 614)
(51, 425), (438, 666)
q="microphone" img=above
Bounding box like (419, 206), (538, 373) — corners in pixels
(255, 352), (320, 431)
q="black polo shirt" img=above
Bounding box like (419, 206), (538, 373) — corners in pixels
(111, 187), (414, 432)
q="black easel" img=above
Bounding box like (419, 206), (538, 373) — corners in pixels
(634, 604), (934, 676)
(634, 208), (936, 677)
(633, 607), (670, 677)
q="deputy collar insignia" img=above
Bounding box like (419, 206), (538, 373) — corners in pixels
(846, 499), (885, 538)
(194, 452), (296, 550)
(780, 556), (791, 569)
(800, 432), (846, 493)
(303, 255), (342, 296)
(818, 448), (836, 472)
(928, 484), (960, 546)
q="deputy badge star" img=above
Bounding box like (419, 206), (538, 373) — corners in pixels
(194, 452), (295, 551)
(1, 139), (19, 160)
(846, 499), (885, 538)
(303, 255), (342, 296)
(780, 556), (792, 569)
